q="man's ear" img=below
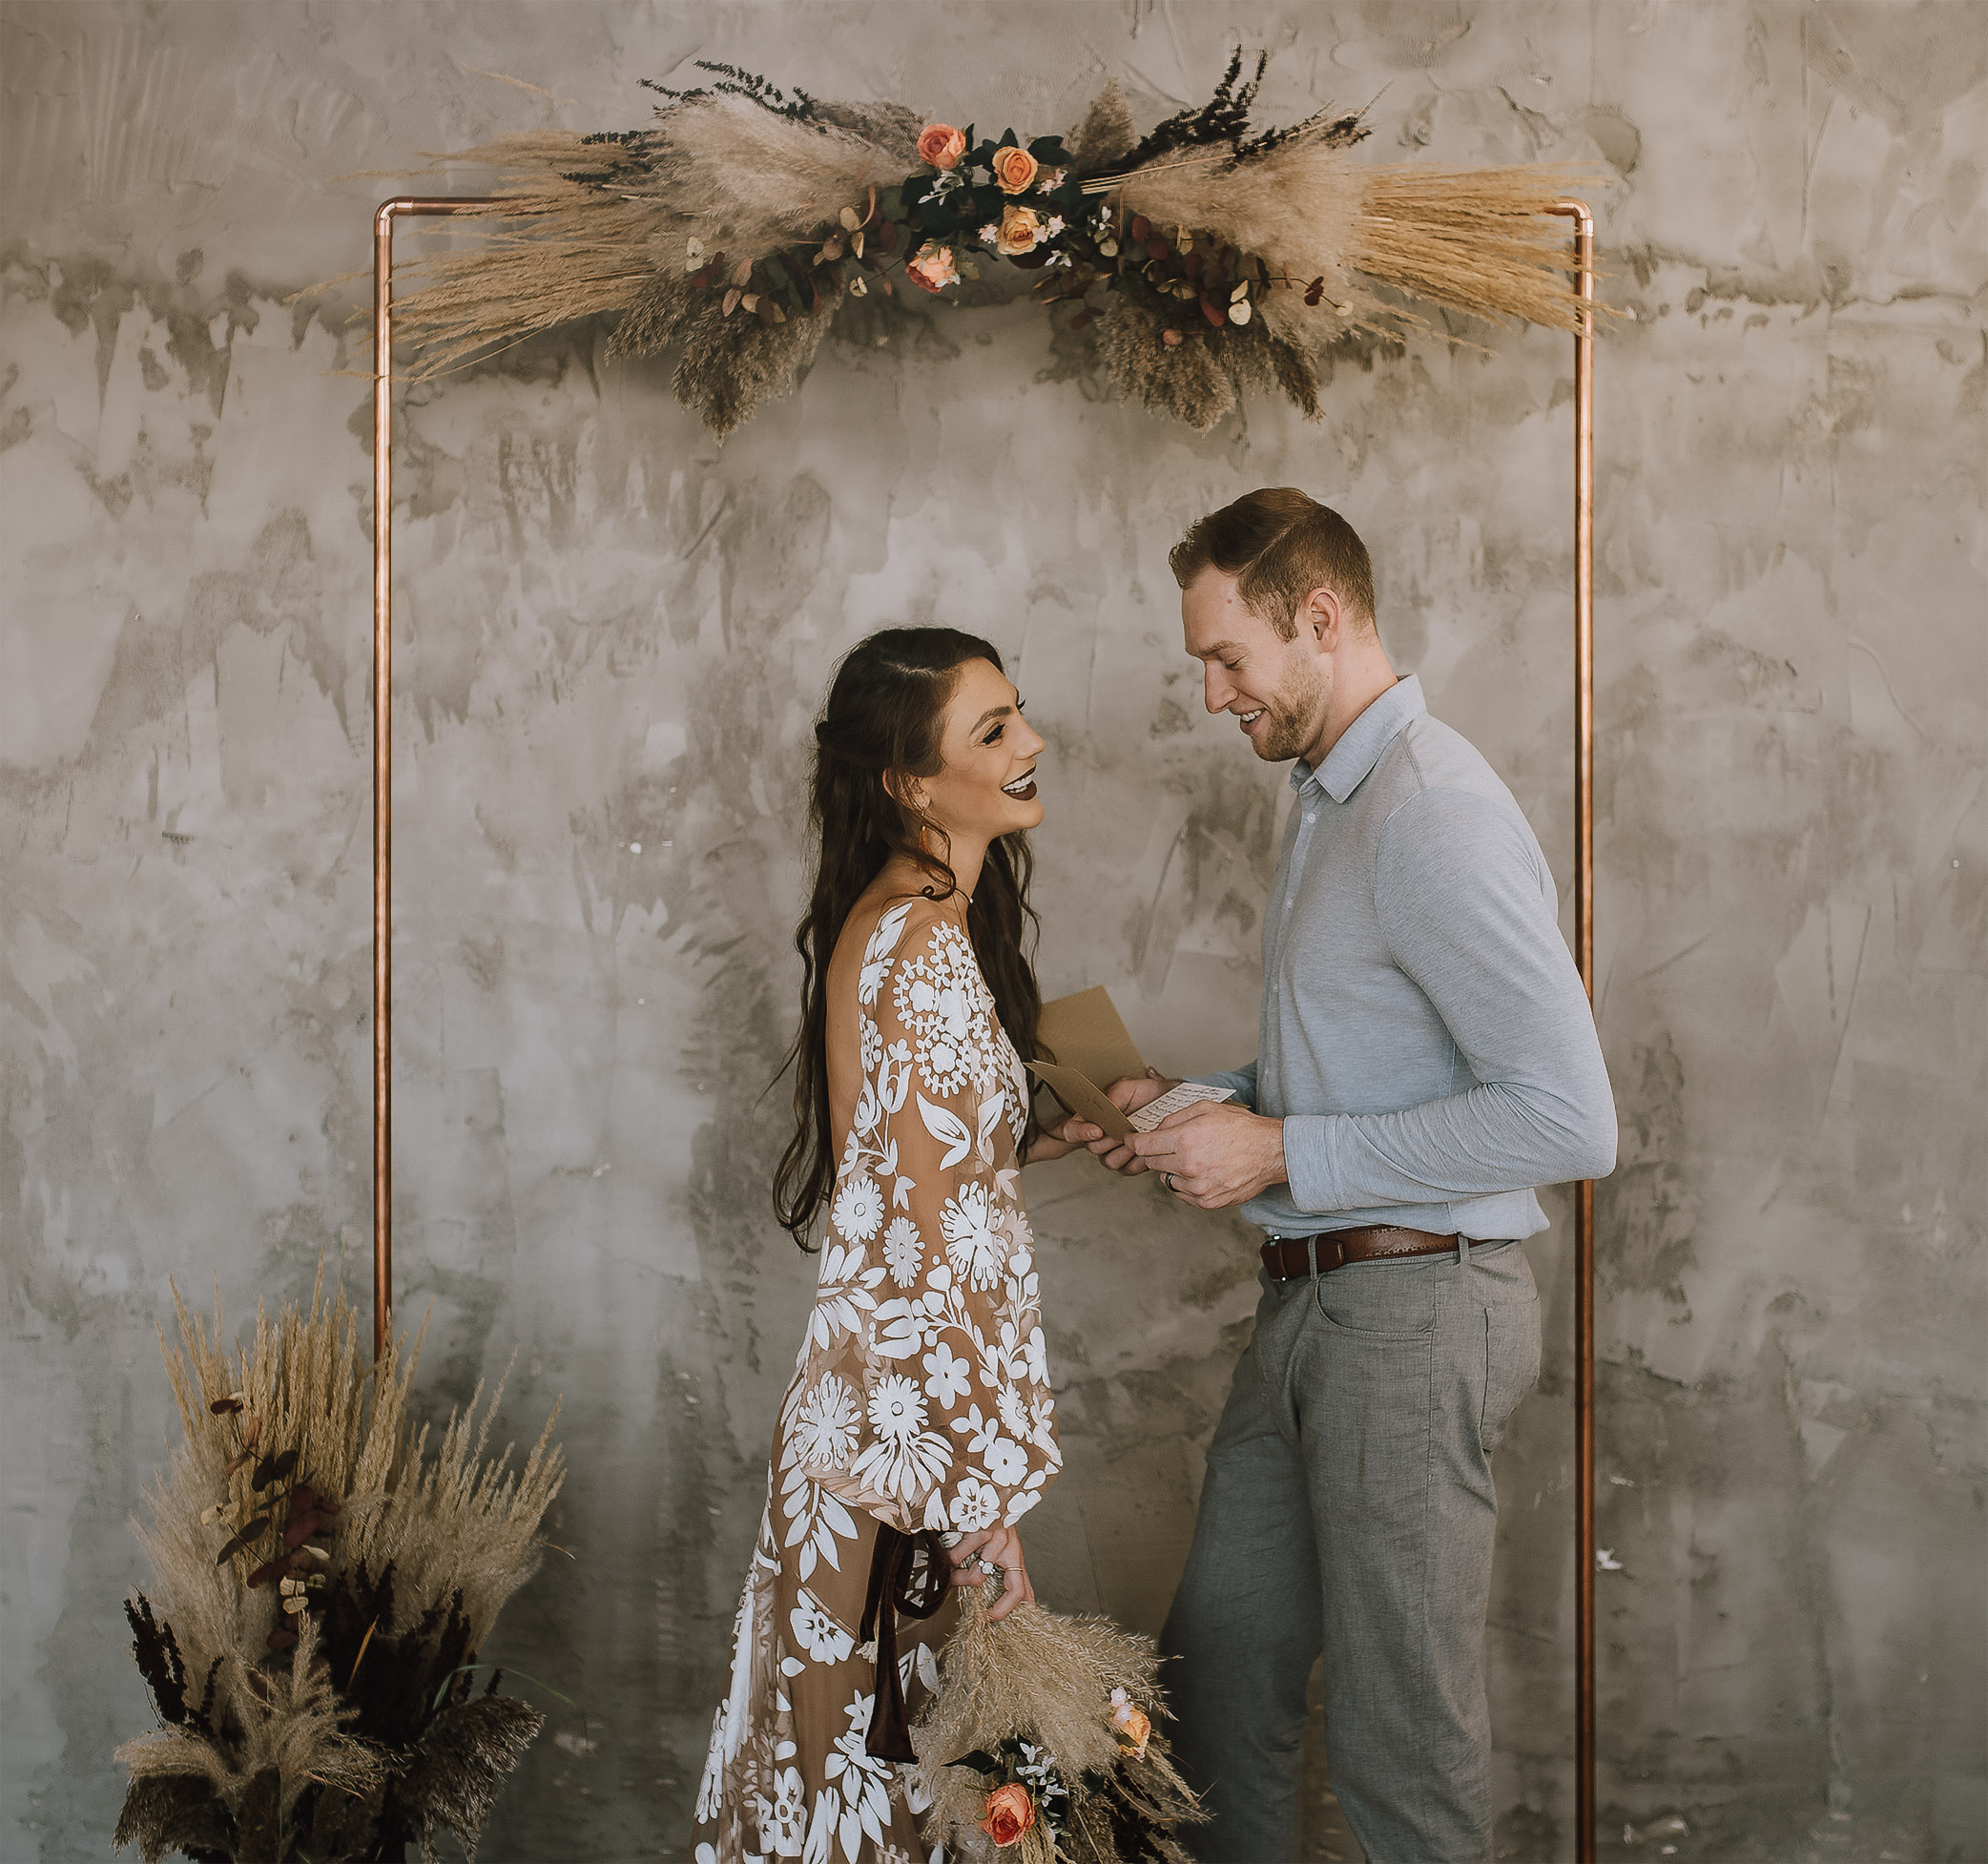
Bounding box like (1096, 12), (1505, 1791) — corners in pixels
(1303, 585), (1345, 647)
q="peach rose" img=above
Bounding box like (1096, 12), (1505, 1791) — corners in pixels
(980, 1782), (1037, 1848)
(990, 145), (1039, 194)
(904, 241), (959, 294)
(994, 205), (1045, 257)
(1110, 1692), (1152, 1760)
(918, 123), (967, 170)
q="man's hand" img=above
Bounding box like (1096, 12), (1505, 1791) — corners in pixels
(1060, 1069), (1179, 1175)
(1128, 1101), (1288, 1209)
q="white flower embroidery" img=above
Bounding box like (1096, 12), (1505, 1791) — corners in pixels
(809, 1243), (883, 1349)
(952, 1402), (1000, 1459)
(984, 1437), (1030, 1485)
(831, 1173), (883, 1243)
(1023, 1324), (1049, 1386)
(881, 1216), (923, 1286)
(949, 1474), (1000, 1531)
(996, 1379), (1030, 1441)
(793, 1374), (860, 1470)
(754, 1764), (806, 1857)
(823, 1691), (896, 1860)
(777, 1464), (857, 1582)
(868, 1373), (927, 1444)
(940, 1182), (1004, 1289)
(790, 1589), (855, 1666)
(893, 922), (1003, 1098)
(695, 1702), (729, 1824)
(922, 1341), (972, 1409)
(852, 1375), (952, 1501)
(860, 1016), (882, 1073)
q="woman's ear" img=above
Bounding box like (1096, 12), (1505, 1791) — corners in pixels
(882, 769), (924, 813)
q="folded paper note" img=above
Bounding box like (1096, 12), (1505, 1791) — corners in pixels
(1027, 986), (1231, 1138)
(1128, 1080), (1237, 1131)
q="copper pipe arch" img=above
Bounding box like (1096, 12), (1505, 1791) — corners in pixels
(369, 193), (1601, 1857)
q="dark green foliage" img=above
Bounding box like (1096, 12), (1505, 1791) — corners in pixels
(1116, 48), (1268, 170)
(126, 1596), (190, 1726)
(642, 60), (827, 131)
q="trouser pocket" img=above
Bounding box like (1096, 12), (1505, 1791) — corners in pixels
(1479, 1292), (1542, 1455)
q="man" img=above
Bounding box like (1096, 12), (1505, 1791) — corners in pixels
(1072, 488), (1616, 1862)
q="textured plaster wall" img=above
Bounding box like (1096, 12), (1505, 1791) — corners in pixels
(3, 4), (1983, 1861)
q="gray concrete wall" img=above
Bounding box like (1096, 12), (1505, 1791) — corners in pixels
(4, 4), (1982, 1860)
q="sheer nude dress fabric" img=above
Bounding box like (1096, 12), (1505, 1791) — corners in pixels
(694, 897), (1063, 1864)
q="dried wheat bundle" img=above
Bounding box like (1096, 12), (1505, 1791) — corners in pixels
(114, 1268), (564, 1864)
(1110, 143), (1592, 342)
(912, 1584), (1204, 1864)
(375, 53), (1602, 437)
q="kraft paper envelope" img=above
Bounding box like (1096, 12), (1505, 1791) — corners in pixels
(1027, 986), (1148, 1139)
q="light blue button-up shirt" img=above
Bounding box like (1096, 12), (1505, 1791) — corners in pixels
(1193, 675), (1617, 1240)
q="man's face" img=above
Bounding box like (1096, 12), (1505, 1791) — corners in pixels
(1181, 568), (1328, 763)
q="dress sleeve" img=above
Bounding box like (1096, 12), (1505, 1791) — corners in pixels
(783, 900), (1062, 1540)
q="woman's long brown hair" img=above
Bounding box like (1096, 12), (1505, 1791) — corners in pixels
(774, 628), (1042, 1250)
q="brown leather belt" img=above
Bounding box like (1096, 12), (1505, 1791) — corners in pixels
(1260, 1224), (1460, 1281)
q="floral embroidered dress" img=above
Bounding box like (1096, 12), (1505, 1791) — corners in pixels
(694, 898), (1062, 1864)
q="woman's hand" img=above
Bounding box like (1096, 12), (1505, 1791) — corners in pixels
(1068, 1069), (1180, 1174)
(1025, 1121), (1084, 1164)
(947, 1525), (1035, 1622)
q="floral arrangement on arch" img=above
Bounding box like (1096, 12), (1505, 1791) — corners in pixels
(387, 52), (1598, 436)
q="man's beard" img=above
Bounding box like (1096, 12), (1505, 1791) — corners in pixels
(1253, 665), (1326, 762)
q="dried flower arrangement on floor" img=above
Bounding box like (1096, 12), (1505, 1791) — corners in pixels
(114, 1272), (563, 1864)
(912, 1580), (1204, 1864)
(386, 52), (1600, 436)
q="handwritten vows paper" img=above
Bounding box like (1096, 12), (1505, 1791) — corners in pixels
(1128, 1080), (1236, 1131)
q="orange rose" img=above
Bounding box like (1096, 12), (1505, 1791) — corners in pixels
(995, 205), (1044, 257)
(980, 1781), (1037, 1848)
(904, 241), (959, 294)
(990, 145), (1039, 194)
(918, 123), (966, 171)
(1113, 1705), (1151, 1760)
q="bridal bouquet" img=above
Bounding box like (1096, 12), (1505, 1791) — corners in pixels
(913, 1580), (1203, 1864)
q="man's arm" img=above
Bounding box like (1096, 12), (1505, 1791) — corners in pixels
(1279, 789), (1616, 1212)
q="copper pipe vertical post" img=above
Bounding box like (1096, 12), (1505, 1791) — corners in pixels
(1549, 198), (1598, 1864)
(371, 197), (495, 1360)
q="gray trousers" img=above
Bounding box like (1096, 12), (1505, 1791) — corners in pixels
(1159, 1240), (1542, 1864)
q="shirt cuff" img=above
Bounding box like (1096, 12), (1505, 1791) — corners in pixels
(1188, 1067), (1257, 1109)
(1279, 1114), (1344, 1214)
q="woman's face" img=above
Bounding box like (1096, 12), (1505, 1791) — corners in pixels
(911, 657), (1046, 849)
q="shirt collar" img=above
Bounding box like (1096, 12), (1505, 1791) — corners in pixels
(1292, 674), (1426, 804)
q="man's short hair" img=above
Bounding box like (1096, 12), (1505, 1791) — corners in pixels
(1169, 487), (1376, 639)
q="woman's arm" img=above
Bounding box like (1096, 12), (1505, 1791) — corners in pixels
(786, 901), (1061, 1543)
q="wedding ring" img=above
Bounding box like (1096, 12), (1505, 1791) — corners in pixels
(1165, 1172), (1178, 1192)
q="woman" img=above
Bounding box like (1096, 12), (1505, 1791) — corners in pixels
(694, 628), (1086, 1864)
